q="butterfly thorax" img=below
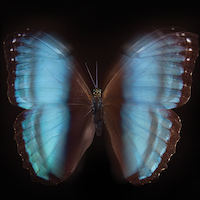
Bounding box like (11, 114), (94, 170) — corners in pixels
(92, 88), (103, 136)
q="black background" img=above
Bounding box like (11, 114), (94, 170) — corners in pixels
(1, 5), (200, 198)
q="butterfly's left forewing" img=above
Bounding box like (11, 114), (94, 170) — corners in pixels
(103, 27), (199, 185)
(4, 29), (95, 184)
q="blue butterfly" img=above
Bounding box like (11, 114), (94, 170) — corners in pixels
(4, 27), (199, 185)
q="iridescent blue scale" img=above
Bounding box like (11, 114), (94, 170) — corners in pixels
(4, 27), (199, 185)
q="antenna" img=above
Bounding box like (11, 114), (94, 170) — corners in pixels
(96, 61), (98, 88)
(85, 62), (97, 88)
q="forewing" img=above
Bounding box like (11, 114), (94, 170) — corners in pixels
(4, 29), (95, 184)
(103, 27), (199, 185)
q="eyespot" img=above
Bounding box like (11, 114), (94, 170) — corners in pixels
(12, 38), (16, 43)
(186, 38), (191, 43)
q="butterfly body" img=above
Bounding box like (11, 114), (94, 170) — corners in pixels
(92, 95), (103, 136)
(4, 27), (199, 185)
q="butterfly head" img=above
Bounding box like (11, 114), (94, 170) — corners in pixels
(93, 88), (102, 97)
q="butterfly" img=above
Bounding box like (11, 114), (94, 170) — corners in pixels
(4, 27), (199, 186)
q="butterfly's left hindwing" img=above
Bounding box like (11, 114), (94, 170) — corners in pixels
(103, 27), (199, 185)
(4, 29), (95, 184)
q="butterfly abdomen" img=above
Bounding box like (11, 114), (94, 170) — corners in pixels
(92, 96), (103, 136)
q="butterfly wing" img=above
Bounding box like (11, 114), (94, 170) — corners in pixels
(4, 29), (95, 184)
(103, 27), (199, 185)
